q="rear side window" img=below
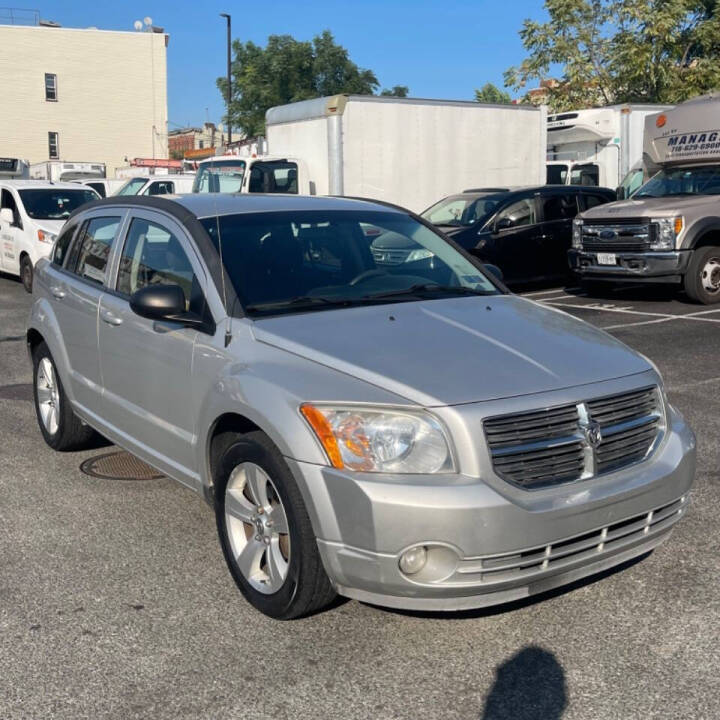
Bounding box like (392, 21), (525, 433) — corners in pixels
(69, 217), (121, 285)
(582, 194), (612, 211)
(52, 222), (78, 267)
(542, 194), (578, 222)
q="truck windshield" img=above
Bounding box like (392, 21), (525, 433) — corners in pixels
(421, 194), (508, 227)
(635, 165), (720, 197)
(18, 189), (98, 219)
(193, 160), (246, 193)
(200, 209), (501, 316)
(116, 178), (148, 196)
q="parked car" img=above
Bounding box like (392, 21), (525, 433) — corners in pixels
(0, 180), (98, 291)
(74, 178), (126, 198)
(421, 185), (616, 284)
(28, 193), (695, 619)
(115, 174), (196, 197)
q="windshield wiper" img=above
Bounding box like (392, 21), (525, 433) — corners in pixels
(362, 283), (493, 300)
(245, 295), (362, 313)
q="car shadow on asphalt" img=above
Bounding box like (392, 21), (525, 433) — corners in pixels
(564, 282), (684, 304)
(364, 552), (650, 621)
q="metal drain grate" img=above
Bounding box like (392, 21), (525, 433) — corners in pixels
(80, 450), (165, 481)
(0, 383), (32, 401)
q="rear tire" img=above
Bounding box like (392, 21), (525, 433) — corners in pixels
(214, 431), (336, 619)
(683, 247), (720, 304)
(20, 255), (33, 293)
(32, 342), (97, 451)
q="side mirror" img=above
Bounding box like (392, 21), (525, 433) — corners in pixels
(615, 186), (626, 200)
(129, 284), (209, 332)
(484, 263), (504, 282)
(495, 217), (513, 232)
(0, 207), (14, 225)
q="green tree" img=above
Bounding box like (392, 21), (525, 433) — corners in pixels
(474, 82), (513, 104)
(380, 85), (410, 97)
(218, 30), (378, 136)
(504, 0), (720, 111)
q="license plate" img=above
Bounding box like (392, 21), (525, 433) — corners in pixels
(597, 253), (617, 265)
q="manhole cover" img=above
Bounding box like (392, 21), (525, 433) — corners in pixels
(0, 383), (32, 402)
(80, 450), (165, 481)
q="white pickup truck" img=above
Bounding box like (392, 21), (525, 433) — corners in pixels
(0, 180), (98, 291)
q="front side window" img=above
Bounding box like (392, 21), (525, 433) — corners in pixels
(542, 194), (578, 222)
(52, 222), (79, 266)
(18, 189), (97, 220)
(45, 73), (57, 101)
(248, 161), (298, 194)
(116, 178), (149, 196)
(1, 189), (21, 226)
(70, 217), (120, 285)
(495, 198), (537, 229)
(193, 160), (246, 193)
(48, 131), (59, 159)
(117, 218), (199, 312)
(569, 164), (599, 186)
(87, 182), (106, 198)
(200, 209), (501, 316)
(422, 194), (509, 228)
(144, 180), (175, 196)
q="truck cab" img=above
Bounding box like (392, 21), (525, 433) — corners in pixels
(192, 155), (311, 195)
(569, 94), (720, 304)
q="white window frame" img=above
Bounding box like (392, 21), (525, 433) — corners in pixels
(48, 131), (59, 159)
(45, 73), (57, 101)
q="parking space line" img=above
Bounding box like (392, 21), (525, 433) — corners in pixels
(520, 287), (571, 297)
(543, 301), (671, 318)
(602, 317), (677, 330)
(536, 293), (587, 302)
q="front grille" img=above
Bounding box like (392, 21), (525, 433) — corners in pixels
(581, 222), (654, 254)
(484, 387), (662, 489)
(454, 496), (687, 585)
(371, 248), (410, 265)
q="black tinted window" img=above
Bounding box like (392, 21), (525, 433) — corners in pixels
(87, 182), (106, 198)
(70, 217), (120, 285)
(583, 194), (611, 211)
(248, 162), (298, 193)
(496, 198), (536, 228)
(18, 189), (97, 219)
(52, 222), (78, 267)
(542, 194), (578, 222)
(146, 181), (175, 196)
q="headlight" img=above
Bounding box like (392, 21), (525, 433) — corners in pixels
(650, 217), (683, 250)
(37, 229), (57, 244)
(405, 248), (433, 262)
(572, 218), (583, 249)
(300, 404), (454, 474)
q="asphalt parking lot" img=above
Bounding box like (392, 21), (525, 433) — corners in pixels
(1, 273), (719, 720)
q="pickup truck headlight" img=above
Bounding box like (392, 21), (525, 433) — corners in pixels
(300, 404), (454, 473)
(572, 218), (583, 249)
(650, 217), (683, 250)
(37, 229), (57, 244)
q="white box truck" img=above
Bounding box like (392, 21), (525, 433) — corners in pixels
(262, 94), (547, 212)
(0, 157), (30, 179)
(30, 160), (106, 182)
(546, 104), (672, 191)
(570, 93), (720, 303)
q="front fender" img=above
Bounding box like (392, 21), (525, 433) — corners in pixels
(681, 216), (720, 249)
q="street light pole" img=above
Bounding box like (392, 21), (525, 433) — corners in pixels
(220, 13), (232, 145)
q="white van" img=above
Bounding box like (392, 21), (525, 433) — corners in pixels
(0, 180), (99, 291)
(114, 174), (196, 197)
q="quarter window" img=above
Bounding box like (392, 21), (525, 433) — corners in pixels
(52, 222), (78, 267)
(495, 198), (536, 229)
(48, 132), (59, 159)
(45, 73), (57, 101)
(117, 218), (199, 312)
(70, 217), (120, 285)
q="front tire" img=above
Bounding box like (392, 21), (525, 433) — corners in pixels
(214, 431), (336, 619)
(683, 247), (720, 304)
(32, 342), (97, 451)
(20, 255), (33, 293)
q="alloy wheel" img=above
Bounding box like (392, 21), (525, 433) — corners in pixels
(36, 357), (60, 435)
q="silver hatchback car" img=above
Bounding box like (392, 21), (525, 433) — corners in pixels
(27, 194), (696, 618)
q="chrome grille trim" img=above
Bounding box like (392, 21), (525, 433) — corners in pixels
(484, 386), (663, 489)
(580, 222), (655, 253)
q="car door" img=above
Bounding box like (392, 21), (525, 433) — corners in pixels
(537, 191), (579, 279)
(479, 196), (542, 283)
(0, 187), (24, 274)
(97, 209), (210, 484)
(46, 210), (126, 412)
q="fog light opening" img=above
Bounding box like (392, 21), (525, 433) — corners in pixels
(399, 545), (428, 575)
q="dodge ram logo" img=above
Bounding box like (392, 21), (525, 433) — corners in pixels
(584, 420), (603, 448)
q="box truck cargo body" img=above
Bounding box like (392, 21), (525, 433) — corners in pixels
(265, 95), (547, 213)
(30, 160), (106, 182)
(546, 104), (672, 191)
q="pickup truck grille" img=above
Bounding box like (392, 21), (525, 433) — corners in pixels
(484, 387), (663, 489)
(581, 221), (654, 253)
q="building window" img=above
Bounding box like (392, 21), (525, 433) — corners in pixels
(199, 140), (204, 149)
(45, 73), (57, 101)
(48, 132), (59, 159)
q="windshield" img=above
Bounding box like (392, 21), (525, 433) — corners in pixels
(634, 165), (720, 198)
(421, 194), (509, 228)
(200, 210), (501, 316)
(546, 164), (568, 184)
(116, 177), (148, 196)
(18, 189), (98, 219)
(193, 160), (247, 193)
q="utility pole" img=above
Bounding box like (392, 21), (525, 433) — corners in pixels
(220, 13), (232, 145)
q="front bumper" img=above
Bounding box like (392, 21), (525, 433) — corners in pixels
(568, 249), (692, 282)
(288, 406), (695, 611)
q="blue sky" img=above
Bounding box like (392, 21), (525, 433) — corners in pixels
(43, 0), (547, 128)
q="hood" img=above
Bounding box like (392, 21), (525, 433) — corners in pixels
(583, 195), (716, 220)
(251, 295), (650, 406)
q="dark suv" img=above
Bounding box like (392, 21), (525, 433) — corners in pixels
(418, 185), (616, 285)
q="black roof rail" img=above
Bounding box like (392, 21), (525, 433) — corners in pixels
(463, 187), (510, 193)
